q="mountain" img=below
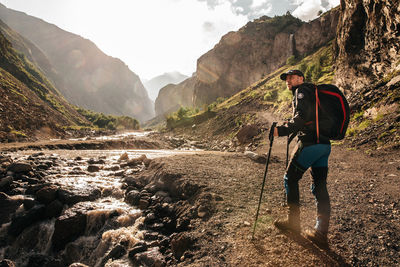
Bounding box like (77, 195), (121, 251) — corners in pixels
(0, 3), (154, 122)
(154, 9), (339, 116)
(159, 1), (400, 149)
(0, 20), (90, 141)
(144, 71), (188, 101)
(155, 76), (196, 116)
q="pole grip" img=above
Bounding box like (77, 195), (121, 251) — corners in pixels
(269, 122), (277, 144)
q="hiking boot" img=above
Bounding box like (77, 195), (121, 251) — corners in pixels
(305, 229), (328, 248)
(274, 218), (300, 233)
(274, 204), (301, 233)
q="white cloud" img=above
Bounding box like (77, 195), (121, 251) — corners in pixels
(328, 0), (340, 8)
(251, 0), (267, 8)
(292, 0), (326, 21)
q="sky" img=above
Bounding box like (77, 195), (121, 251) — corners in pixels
(0, 0), (339, 80)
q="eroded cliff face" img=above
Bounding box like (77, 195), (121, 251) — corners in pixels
(155, 77), (195, 116)
(192, 9), (339, 106)
(334, 0), (400, 91)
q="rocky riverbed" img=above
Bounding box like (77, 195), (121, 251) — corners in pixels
(0, 148), (206, 266)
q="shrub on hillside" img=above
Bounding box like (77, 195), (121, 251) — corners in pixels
(166, 106), (199, 129)
(286, 55), (297, 66)
(76, 108), (139, 130)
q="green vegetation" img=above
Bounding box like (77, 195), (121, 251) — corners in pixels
(76, 107), (140, 130)
(10, 130), (27, 138)
(166, 106), (199, 129)
(286, 55), (297, 66)
(260, 12), (303, 33)
(381, 69), (400, 84)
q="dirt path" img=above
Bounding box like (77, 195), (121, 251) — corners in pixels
(147, 141), (400, 266)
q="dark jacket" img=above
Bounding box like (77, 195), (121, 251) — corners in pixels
(276, 83), (330, 145)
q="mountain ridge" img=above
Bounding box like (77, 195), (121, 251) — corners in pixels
(0, 24), (91, 141)
(0, 3), (154, 122)
(144, 71), (188, 101)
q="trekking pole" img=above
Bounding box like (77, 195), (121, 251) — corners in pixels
(286, 136), (289, 169)
(252, 122), (277, 239)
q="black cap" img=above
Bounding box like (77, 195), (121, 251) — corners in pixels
(280, 69), (304, 81)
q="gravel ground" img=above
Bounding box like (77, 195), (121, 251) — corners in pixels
(146, 140), (400, 266)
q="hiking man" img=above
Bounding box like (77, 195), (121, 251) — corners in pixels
(272, 69), (331, 247)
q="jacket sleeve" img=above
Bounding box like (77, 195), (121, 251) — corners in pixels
(276, 85), (313, 136)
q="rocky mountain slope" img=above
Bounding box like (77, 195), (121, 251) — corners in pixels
(144, 71), (188, 101)
(193, 10), (338, 106)
(334, 0), (400, 92)
(0, 3), (154, 122)
(154, 9), (339, 116)
(161, 0), (400, 150)
(0, 23), (90, 142)
(155, 76), (196, 117)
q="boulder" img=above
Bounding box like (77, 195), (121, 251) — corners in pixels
(6, 162), (33, 173)
(58, 187), (101, 205)
(20, 175), (40, 184)
(244, 151), (266, 164)
(0, 259), (15, 267)
(36, 185), (58, 204)
(131, 247), (165, 267)
(101, 244), (127, 265)
(87, 165), (100, 172)
(45, 200), (64, 218)
(23, 197), (39, 211)
(139, 197), (150, 210)
(0, 176), (13, 189)
(128, 242), (148, 258)
(8, 205), (46, 236)
(170, 232), (194, 259)
(0, 192), (24, 225)
(25, 183), (52, 195)
(236, 124), (260, 144)
(127, 155), (147, 167)
(36, 164), (50, 170)
(125, 190), (141, 206)
(52, 210), (87, 251)
(118, 152), (129, 161)
(87, 158), (105, 165)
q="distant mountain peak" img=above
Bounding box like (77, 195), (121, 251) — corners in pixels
(144, 71), (189, 101)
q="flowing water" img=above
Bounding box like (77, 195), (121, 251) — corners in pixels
(0, 147), (197, 266)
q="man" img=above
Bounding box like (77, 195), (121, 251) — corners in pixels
(272, 69), (331, 247)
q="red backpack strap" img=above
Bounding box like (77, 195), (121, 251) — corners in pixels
(314, 85), (320, 143)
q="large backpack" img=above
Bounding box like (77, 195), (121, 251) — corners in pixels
(313, 84), (350, 141)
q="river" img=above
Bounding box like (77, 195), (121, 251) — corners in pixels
(0, 146), (198, 267)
